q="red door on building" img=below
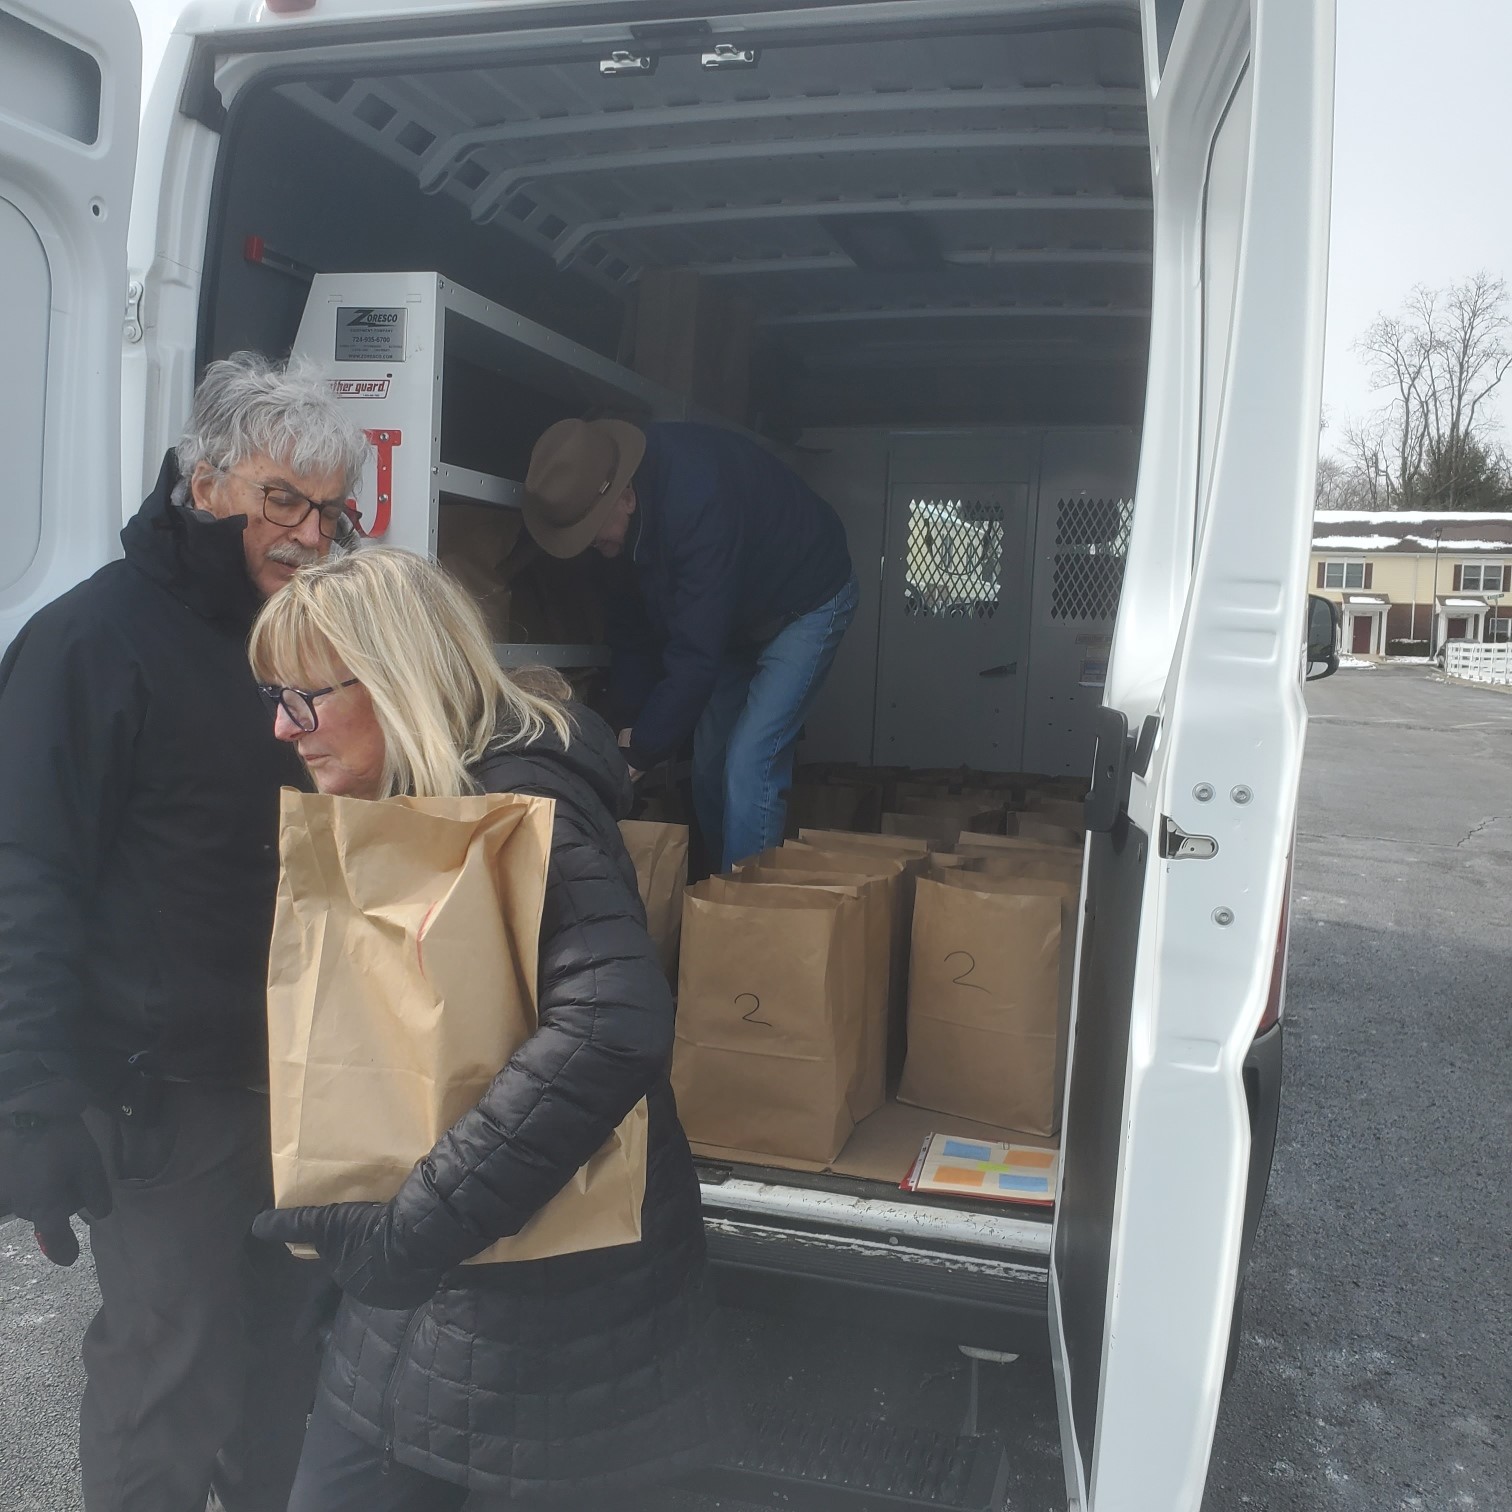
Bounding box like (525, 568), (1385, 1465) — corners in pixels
(1352, 616), (1373, 654)
(1448, 617), (1469, 641)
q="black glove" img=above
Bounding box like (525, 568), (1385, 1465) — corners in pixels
(0, 1113), (112, 1266)
(251, 1201), (445, 1311)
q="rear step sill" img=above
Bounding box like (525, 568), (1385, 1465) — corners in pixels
(700, 1177), (1052, 1258)
(696, 1406), (1013, 1512)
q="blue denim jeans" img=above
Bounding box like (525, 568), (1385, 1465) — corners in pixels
(693, 575), (859, 872)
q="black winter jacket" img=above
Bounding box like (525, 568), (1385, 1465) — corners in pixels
(603, 422), (852, 770)
(315, 709), (720, 1500)
(0, 454), (305, 1112)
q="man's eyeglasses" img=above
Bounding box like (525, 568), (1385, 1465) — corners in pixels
(221, 469), (359, 540)
(257, 679), (360, 733)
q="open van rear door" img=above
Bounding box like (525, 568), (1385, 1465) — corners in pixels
(0, 0), (140, 653)
(1050, 1), (1333, 1509)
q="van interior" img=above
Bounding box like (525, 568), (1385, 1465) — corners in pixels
(198, 3), (1152, 1330)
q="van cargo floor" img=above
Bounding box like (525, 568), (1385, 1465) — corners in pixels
(692, 1097), (1059, 1191)
(698, 1402), (1011, 1511)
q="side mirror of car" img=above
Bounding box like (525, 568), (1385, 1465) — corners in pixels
(1306, 593), (1339, 681)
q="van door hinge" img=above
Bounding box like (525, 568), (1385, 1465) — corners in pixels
(124, 280), (144, 344)
(1161, 818), (1218, 860)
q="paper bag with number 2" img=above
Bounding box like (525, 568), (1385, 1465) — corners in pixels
(673, 877), (865, 1162)
(899, 871), (1076, 1137)
(267, 789), (647, 1264)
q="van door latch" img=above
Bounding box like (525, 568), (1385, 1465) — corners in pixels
(1161, 818), (1218, 860)
(124, 279), (144, 345)
(702, 43), (760, 69)
(599, 50), (657, 76)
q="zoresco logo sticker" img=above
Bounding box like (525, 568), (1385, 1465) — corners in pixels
(334, 307), (406, 362)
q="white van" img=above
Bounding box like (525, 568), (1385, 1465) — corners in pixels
(0, 0), (1336, 1506)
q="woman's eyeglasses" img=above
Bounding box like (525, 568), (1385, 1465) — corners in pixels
(257, 679), (360, 733)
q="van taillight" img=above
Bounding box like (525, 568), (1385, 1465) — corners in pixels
(1256, 864), (1292, 1036)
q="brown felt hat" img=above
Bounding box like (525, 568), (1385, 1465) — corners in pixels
(522, 418), (646, 559)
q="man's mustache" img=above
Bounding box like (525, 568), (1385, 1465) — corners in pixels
(265, 540), (323, 569)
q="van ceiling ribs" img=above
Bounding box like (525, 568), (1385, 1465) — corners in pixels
(417, 83), (1147, 194)
(690, 248), (1152, 276)
(466, 127), (1146, 227)
(761, 305), (1150, 327)
(552, 195), (1153, 268)
(271, 13), (1151, 411)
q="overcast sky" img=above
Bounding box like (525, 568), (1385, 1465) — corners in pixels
(1323, 0), (1512, 448)
(129, 0), (1509, 447)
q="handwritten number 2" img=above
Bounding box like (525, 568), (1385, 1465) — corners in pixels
(946, 951), (989, 992)
(735, 992), (772, 1027)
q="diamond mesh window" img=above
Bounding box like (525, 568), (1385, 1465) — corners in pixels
(903, 498), (1004, 619)
(1051, 497), (1134, 621)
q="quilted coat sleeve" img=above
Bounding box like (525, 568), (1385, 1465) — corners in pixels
(389, 802), (672, 1266)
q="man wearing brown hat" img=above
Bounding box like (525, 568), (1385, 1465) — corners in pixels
(524, 418), (856, 871)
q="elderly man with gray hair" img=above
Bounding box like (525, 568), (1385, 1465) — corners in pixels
(0, 353), (368, 1512)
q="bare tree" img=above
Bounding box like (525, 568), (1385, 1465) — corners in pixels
(1337, 414), (1392, 509)
(1354, 299), (1433, 508)
(1419, 273), (1512, 507)
(1320, 273), (1511, 511)
(1314, 449), (1378, 510)
(1314, 453), (1346, 509)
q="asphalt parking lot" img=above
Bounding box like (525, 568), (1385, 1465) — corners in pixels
(3, 664), (1509, 1511)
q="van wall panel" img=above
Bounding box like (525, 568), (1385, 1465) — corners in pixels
(1024, 429), (1140, 777)
(873, 431), (1039, 770)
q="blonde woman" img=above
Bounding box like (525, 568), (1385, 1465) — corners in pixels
(246, 548), (718, 1511)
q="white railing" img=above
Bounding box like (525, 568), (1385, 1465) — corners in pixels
(1446, 641), (1512, 685)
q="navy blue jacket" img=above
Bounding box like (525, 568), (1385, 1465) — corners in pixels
(604, 423), (851, 769)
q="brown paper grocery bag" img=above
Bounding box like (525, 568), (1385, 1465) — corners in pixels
(957, 831), (1083, 864)
(731, 863), (890, 1120)
(1008, 813), (1084, 847)
(784, 778), (884, 838)
(898, 870), (1076, 1136)
(931, 851), (1083, 887)
(673, 877), (864, 1162)
(798, 828), (936, 857)
(785, 838), (932, 1081)
(1025, 796), (1088, 830)
(268, 789), (647, 1264)
(618, 819), (689, 986)
(881, 809), (1002, 847)
(896, 794), (1007, 834)
(768, 844), (919, 1081)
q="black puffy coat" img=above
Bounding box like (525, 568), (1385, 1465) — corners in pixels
(314, 709), (720, 1500)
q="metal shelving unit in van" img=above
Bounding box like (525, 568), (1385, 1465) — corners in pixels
(291, 270), (691, 666)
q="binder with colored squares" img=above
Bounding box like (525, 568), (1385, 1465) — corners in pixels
(901, 1133), (1059, 1207)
